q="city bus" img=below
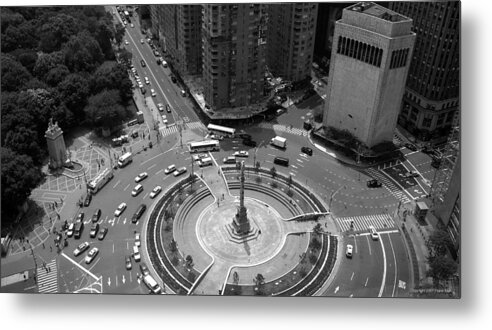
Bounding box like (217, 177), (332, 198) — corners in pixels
(188, 140), (220, 153)
(207, 123), (236, 138)
(87, 168), (114, 194)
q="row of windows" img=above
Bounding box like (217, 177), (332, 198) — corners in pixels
(337, 36), (383, 68)
(390, 48), (410, 69)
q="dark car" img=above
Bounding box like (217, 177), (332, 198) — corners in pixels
(98, 227), (108, 241)
(242, 139), (257, 147)
(367, 179), (382, 188)
(239, 133), (252, 140)
(139, 262), (150, 276)
(431, 157), (442, 169)
(140, 87), (146, 94)
(92, 209), (101, 223)
(89, 223), (99, 238)
(131, 204), (147, 223)
(301, 146), (313, 156)
(84, 194), (92, 206)
(171, 76), (177, 83)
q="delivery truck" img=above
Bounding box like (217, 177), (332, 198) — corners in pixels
(270, 136), (287, 149)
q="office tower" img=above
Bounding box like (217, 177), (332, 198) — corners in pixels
(267, 3), (318, 83)
(389, 2), (460, 143)
(322, 2), (415, 148)
(202, 4), (267, 110)
(150, 4), (202, 76)
(313, 2), (348, 71)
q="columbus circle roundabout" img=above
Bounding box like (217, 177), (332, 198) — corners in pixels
(141, 161), (338, 296)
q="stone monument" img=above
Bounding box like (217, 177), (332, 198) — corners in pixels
(231, 161), (251, 235)
(45, 118), (70, 170)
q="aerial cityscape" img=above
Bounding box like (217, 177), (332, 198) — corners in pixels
(0, 2), (460, 297)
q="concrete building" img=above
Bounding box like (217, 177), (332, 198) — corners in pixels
(267, 3), (318, 83)
(322, 2), (416, 148)
(202, 4), (267, 110)
(389, 1), (460, 143)
(150, 4), (202, 76)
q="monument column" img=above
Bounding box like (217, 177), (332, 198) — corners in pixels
(231, 161), (251, 235)
(44, 118), (69, 169)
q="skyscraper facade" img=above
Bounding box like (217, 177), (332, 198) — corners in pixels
(150, 4), (202, 76)
(202, 4), (267, 110)
(389, 1), (460, 142)
(267, 3), (318, 83)
(323, 2), (416, 148)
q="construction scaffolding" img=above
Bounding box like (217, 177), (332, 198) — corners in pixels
(430, 114), (460, 204)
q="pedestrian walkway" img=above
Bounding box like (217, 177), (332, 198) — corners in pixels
(36, 259), (58, 293)
(159, 125), (179, 137)
(335, 214), (396, 233)
(258, 123), (308, 137)
(364, 168), (412, 204)
(186, 121), (206, 131)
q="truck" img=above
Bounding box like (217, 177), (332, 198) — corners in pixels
(270, 136), (287, 149)
(143, 274), (162, 294)
(87, 168), (114, 194)
(118, 152), (133, 168)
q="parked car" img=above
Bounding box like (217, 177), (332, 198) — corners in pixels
(125, 256), (132, 270)
(171, 76), (177, 83)
(76, 212), (84, 222)
(403, 171), (419, 178)
(234, 151), (249, 158)
(67, 223), (75, 237)
(157, 103), (165, 112)
(346, 244), (353, 258)
(405, 143), (417, 151)
(92, 209), (102, 223)
(151, 89), (156, 97)
(89, 223), (99, 238)
(239, 133), (252, 140)
(135, 232), (141, 247)
(139, 263), (150, 276)
(242, 139), (257, 147)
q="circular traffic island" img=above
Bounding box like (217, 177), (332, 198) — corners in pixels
(144, 166), (338, 296)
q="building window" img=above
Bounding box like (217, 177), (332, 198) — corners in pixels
(422, 115), (433, 128)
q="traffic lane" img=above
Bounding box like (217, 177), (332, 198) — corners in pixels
(324, 234), (383, 297)
(383, 232), (411, 297)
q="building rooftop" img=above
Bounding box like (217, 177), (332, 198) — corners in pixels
(348, 2), (409, 22)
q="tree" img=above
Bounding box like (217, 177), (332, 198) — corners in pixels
(255, 161), (260, 173)
(1, 55), (33, 92)
(84, 90), (126, 130)
(270, 166), (277, 179)
(253, 273), (265, 286)
(39, 13), (82, 52)
(310, 237), (322, 251)
(118, 48), (133, 66)
(33, 51), (66, 79)
(313, 223), (323, 234)
(1, 147), (44, 221)
(185, 255), (194, 268)
(3, 126), (44, 165)
(427, 255), (458, 287)
(114, 22), (126, 47)
(93, 20), (115, 59)
(287, 174), (293, 188)
(63, 31), (104, 73)
(10, 48), (38, 74)
(233, 271), (239, 285)
(45, 65), (70, 87)
(169, 239), (177, 253)
(91, 61), (133, 103)
(426, 229), (454, 258)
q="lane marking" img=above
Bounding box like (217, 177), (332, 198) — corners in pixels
(147, 164), (156, 170)
(123, 184), (130, 191)
(350, 272), (354, 281)
(364, 277), (369, 287)
(388, 233), (398, 297)
(365, 235), (372, 255)
(378, 234), (388, 297)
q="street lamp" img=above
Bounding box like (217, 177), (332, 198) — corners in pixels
(253, 140), (264, 168)
(329, 185), (345, 211)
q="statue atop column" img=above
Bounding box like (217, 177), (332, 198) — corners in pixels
(231, 161), (251, 235)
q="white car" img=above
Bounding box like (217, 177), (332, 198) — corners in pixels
(131, 184), (143, 197)
(157, 103), (164, 112)
(140, 38), (144, 44)
(135, 172), (148, 183)
(180, 90), (186, 96)
(144, 77), (150, 85)
(346, 244), (353, 258)
(173, 167), (187, 177)
(130, 23), (134, 28)
(124, 39), (129, 45)
(234, 151), (249, 158)
(135, 232), (141, 247)
(369, 226), (379, 240)
(192, 153), (208, 162)
(114, 202), (127, 217)
(85, 247), (99, 264)
(67, 223), (74, 237)
(138, 82), (144, 89)
(73, 242), (90, 257)
(149, 186), (162, 199)
(151, 89), (156, 97)
(164, 164), (176, 175)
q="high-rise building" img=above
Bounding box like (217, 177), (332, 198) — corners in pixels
(267, 3), (318, 83)
(322, 2), (416, 148)
(389, 2), (460, 143)
(313, 2), (348, 71)
(202, 4), (267, 110)
(150, 4), (202, 76)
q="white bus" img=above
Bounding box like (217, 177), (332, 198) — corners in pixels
(207, 123), (236, 137)
(87, 168), (114, 194)
(118, 152), (133, 167)
(188, 140), (220, 153)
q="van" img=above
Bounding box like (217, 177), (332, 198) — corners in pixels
(273, 156), (289, 166)
(199, 157), (213, 167)
(132, 204), (147, 223)
(143, 274), (162, 294)
(133, 245), (141, 262)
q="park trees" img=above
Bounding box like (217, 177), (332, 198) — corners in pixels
(58, 73), (90, 118)
(63, 31), (104, 73)
(426, 229), (458, 287)
(84, 90), (126, 130)
(1, 54), (33, 92)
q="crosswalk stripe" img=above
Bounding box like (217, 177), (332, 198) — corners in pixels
(36, 260), (58, 293)
(335, 214), (396, 233)
(365, 168), (412, 204)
